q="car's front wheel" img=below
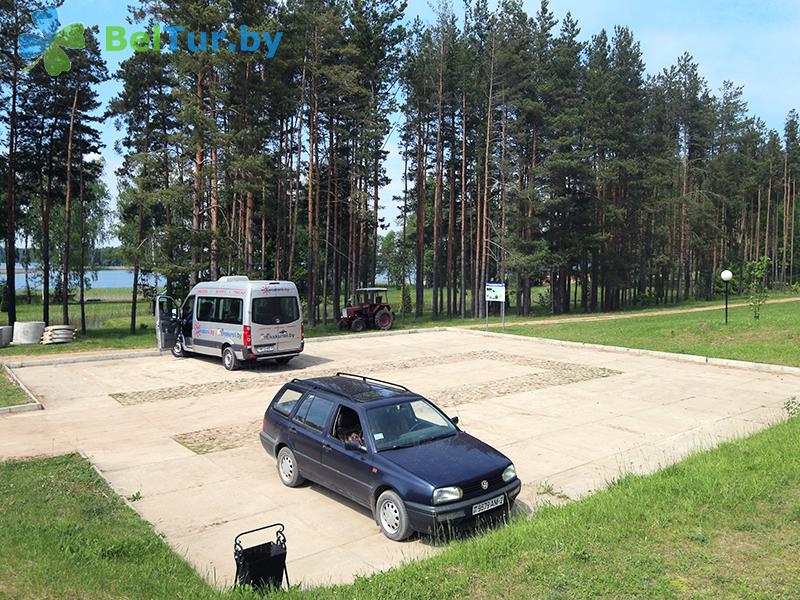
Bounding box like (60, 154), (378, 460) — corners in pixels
(276, 447), (304, 487)
(171, 340), (186, 358)
(376, 490), (412, 541)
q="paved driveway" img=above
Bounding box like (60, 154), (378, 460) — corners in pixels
(1, 329), (797, 588)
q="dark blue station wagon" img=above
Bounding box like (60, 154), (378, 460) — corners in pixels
(260, 373), (521, 540)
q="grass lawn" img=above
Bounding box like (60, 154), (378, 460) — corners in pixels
(0, 292), (154, 358)
(2, 416), (799, 598)
(0, 370), (29, 408)
(499, 300), (800, 367)
(305, 292), (780, 338)
(0, 454), (259, 600)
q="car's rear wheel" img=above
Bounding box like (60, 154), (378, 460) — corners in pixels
(276, 447), (304, 487)
(374, 308), (394, 330)
(222, 346), (240, 371)
(350, 318), (366, 332)
(376, 490), (412, 541)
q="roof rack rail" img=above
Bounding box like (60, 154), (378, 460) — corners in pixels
(335, 372), (410, 392)
(289, 377), (340, 396)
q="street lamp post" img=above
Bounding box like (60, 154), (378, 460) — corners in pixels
(721, 269), (733, 324)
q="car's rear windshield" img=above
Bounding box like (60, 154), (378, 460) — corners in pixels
(252, 296), (300, 325)
(366, 399), (456, 451)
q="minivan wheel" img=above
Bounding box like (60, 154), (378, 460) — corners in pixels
(222, 347), (239, 371)
(276, 447), (304, 487)
(171, 341), (185, 358)
(376, 490), (412, 541)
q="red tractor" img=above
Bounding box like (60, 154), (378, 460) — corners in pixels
(338, 287), (395, 332)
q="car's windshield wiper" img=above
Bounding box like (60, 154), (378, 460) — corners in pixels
(379, 431), (457, 452)
(422, 432), (457, 444)
(382, 441), (419, 451)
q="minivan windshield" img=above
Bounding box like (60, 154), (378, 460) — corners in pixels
(366, 399), (457, 451)
(252, 296), (300, 325)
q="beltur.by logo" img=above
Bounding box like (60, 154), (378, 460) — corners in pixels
(19, 7), (86, 76)
(17, 6), (283, 78)
(105, 25), (283, 57)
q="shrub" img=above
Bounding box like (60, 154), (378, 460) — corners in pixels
(744, 256), (771, 320)
(401, 283), (412, 316)
(537, 287), (553, 313)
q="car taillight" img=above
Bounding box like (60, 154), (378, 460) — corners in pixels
(243, 325), (252, 347)
(262, 413), (268, 431)
(301, 323), (305, 340)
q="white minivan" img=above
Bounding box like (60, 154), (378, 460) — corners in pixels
(156, 276), (304, 370)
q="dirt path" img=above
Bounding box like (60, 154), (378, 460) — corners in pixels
(461, 295), (800, 329)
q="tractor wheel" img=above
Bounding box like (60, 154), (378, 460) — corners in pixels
(374, 308), (394, 330)
(338, 318), (351, 331)
(350, 318), (366, 332)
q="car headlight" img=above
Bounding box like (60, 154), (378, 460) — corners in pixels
(502, 464), (517, 483)
(432, 486), (463, 505)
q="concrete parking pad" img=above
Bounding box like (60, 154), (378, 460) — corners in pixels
(0, 329), (797, 588)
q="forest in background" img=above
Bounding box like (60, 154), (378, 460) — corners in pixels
(1, 0), (798, 333)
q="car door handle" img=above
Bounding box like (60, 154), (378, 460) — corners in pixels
(290, 427), (297, 433)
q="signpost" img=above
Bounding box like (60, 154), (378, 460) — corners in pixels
(485, 282), (506, 330)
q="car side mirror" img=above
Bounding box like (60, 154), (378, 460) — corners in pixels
(344, 440), (365, 452)
(450, 416), (459, 425)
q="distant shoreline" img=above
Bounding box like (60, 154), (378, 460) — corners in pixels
(11, 266), (133, 274)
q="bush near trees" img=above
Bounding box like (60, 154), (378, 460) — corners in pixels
(745, 256), (772, 320)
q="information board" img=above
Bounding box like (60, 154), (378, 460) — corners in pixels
(485, 282), (506, 302)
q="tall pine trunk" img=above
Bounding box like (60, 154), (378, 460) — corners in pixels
(459, 91), (467, 318)
(415, 115), (425, 317)
(431, 37), (444, 319)
(78, 155), (86, 334)
(5, 2), (19, 325)
(209, 91), (219, 279)
(191, 71), (204, 286)
(61, 89), (79, 325)
(130, 202), (144, 335)
(306, 51), (318, 327)
(479, 40), (495, 318)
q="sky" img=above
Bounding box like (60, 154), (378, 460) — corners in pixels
(51, 0), (800, 238)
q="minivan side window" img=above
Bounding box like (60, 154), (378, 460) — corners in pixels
(272, 388), (304, 417)
(196, 297), (216, 322)
(218, 298), (243, 324)
(294, 395), (335, 432)
(195, 297), (243, 325)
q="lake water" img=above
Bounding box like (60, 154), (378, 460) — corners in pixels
(3, 264), (152, 290)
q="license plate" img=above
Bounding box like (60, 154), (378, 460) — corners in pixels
(472, 494), (504, 515)
(255, 344), (276, 354)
